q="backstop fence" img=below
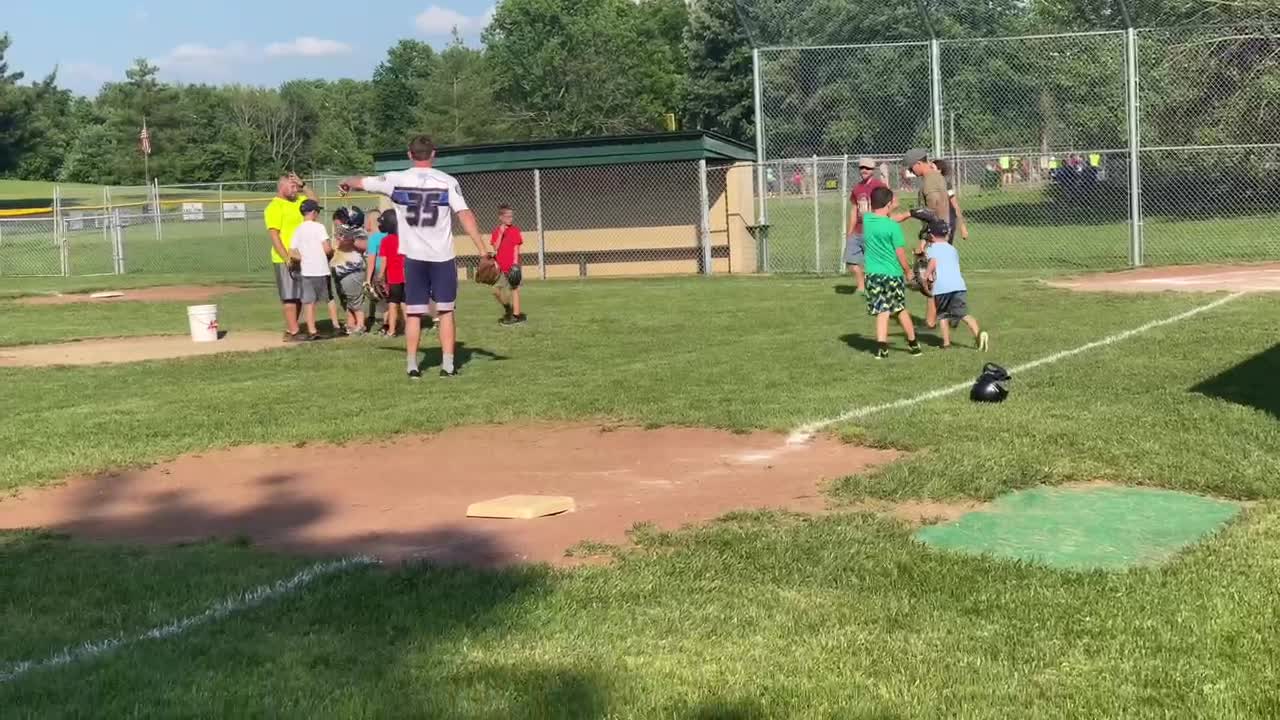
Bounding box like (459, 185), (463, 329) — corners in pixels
(753, 24), (1280, 273)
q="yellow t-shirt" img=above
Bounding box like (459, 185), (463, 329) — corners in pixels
(264, 196), (306, 264)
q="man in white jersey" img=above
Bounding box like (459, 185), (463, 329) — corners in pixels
(340, 135), (491, 379)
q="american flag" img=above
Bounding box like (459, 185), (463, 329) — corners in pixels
(139, 120), (152, 156)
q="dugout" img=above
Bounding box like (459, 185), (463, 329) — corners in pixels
(372, 132), (759, 278)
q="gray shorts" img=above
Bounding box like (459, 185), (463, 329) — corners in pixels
(934, 290), (968, 321)
(301, 275), (331, 305)
(335, 272), (365, 311)
(843, 235), (865, 266)
(275, 263), (301, 302)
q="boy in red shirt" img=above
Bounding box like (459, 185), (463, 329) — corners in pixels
(375, 210), (407, 337)
(491, 204), (526, 325)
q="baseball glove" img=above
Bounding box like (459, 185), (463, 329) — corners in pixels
(475, 257), (501, 286)
(363, 279), (387, 302)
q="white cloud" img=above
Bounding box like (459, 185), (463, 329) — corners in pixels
(264, 37), (353, 58)
(414, 5), (494, 36)
(59, 62), (115, 95)
(162, 42), (252, 65)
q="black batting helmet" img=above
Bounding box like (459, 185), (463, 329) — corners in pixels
(971, 363), (1011, 403)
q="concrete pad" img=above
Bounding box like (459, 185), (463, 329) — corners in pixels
(466, 495), (575, 520)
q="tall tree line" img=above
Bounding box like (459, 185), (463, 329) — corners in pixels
(1, 0), (1276, 186)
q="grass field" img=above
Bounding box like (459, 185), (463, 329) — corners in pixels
(2, 270), (1279, 716)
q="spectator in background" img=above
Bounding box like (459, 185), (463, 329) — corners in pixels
(932, 159), (968, 244)
(264, 173), (317, 341)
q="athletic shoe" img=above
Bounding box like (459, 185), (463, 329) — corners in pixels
(978, 331), (990, 351)
(499, 315), (520, 326)
(439, 368), (458, 378)
(283, 331), (305, 343)
(515, 313), (528, 324)
(306, 333), (322, 342)
(407, 368), (422, 380)
(907, 342), (923, 356)
(874, 348), (889, 360)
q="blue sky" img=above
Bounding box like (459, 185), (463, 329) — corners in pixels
(4, 1), (494, 96)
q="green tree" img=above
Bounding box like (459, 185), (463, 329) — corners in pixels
(485, 0), (686, 137)
(415, 33), (504, 146)
(371, 40), (437, 149)
(0, 33), (29, 174)
(683, 0), (754, 142)
(14, 72), (80, 180)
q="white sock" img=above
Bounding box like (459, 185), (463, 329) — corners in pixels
(407, 354), (418, 373)
(442, 353), (454, 373)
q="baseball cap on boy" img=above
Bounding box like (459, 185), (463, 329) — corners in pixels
(300, 199), (323, 215)
(857, 157), (877, 170)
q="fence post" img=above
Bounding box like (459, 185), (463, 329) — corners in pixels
(698, 159), (712, 276)
(152, 179), (162, 251)
(218, 183), (225, 240)
(533, 168), (546, 280)
(55, 185), (69, 276)
(114, 209), (126, 274)
(930, 38), (945, 158)
(839, 154), (849, 262)
(753, 48), (767, 226)
(812, 155), (820, 272)
(1125, 27), (1144, 268)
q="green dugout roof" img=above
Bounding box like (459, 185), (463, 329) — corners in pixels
(373, 131), (756, 174)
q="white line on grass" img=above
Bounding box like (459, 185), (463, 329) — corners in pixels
(784, 291), (1246, 445)
(0, 555), (377, 684)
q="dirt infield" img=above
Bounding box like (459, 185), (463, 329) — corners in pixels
(0, 332), (289, 367)
(1049, 263), (1280, 293)
(14, 285), (248, 306)
(0, 425), (899, 567)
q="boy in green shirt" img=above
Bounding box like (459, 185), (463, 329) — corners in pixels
(862, 186), (922, 359)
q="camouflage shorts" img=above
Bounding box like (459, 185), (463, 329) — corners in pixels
(865, 274), (907, 316)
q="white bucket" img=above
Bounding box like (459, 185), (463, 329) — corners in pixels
(187, 304), (219, 342)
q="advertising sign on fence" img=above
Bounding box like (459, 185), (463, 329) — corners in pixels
(67, 212), (85, 231)
(222, 203), (246, 220)
(182, 203), (205, 221)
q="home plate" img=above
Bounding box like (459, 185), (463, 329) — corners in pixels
(466, 495), (576, 520)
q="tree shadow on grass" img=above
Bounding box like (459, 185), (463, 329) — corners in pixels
(1192, 343), (1280, 419)
(0, 469), (617, 716)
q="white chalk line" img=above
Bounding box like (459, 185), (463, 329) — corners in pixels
(780, 291), (1246, 446)
(0, 555), (377, 684)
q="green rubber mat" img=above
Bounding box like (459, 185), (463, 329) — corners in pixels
(914, 486), (1241, 570)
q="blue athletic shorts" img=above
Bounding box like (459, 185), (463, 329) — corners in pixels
(404, 258), (458, 315)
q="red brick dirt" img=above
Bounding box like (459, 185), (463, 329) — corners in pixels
(0, 425), (900, 568)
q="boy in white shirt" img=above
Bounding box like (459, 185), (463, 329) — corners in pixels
(289, 199), (334, 341)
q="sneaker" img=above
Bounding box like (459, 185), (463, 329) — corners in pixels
(283, 331), (305, 343)
(907, 342), (923, 356)
(306, 333), (322, 342)
(874, 348), (889, 360)
(978, 331), (990, 351)
(407, 368), (422, 380)
(514, 313), (528, 324)
(439, 368), (458, 378)
(499, 315), (519, 326)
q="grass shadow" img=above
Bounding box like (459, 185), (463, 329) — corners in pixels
(1192, 343), (1280, 419)
(378, 341), (511, 372)
(834, 284), (860, 295)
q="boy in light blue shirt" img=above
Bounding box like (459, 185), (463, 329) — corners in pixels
(924, 218), (989, 351)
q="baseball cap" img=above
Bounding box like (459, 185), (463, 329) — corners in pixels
(300, 199), (323, 215)
(927, 218), (951, 238)
(902, 148), (930, 167)
(857, 156), (877, 169)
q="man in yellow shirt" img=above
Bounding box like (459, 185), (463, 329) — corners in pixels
(265, 173), (317, 340)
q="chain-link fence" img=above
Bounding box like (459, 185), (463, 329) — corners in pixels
(754, 24), (1280, 272)
(0, 164), (760, 279)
